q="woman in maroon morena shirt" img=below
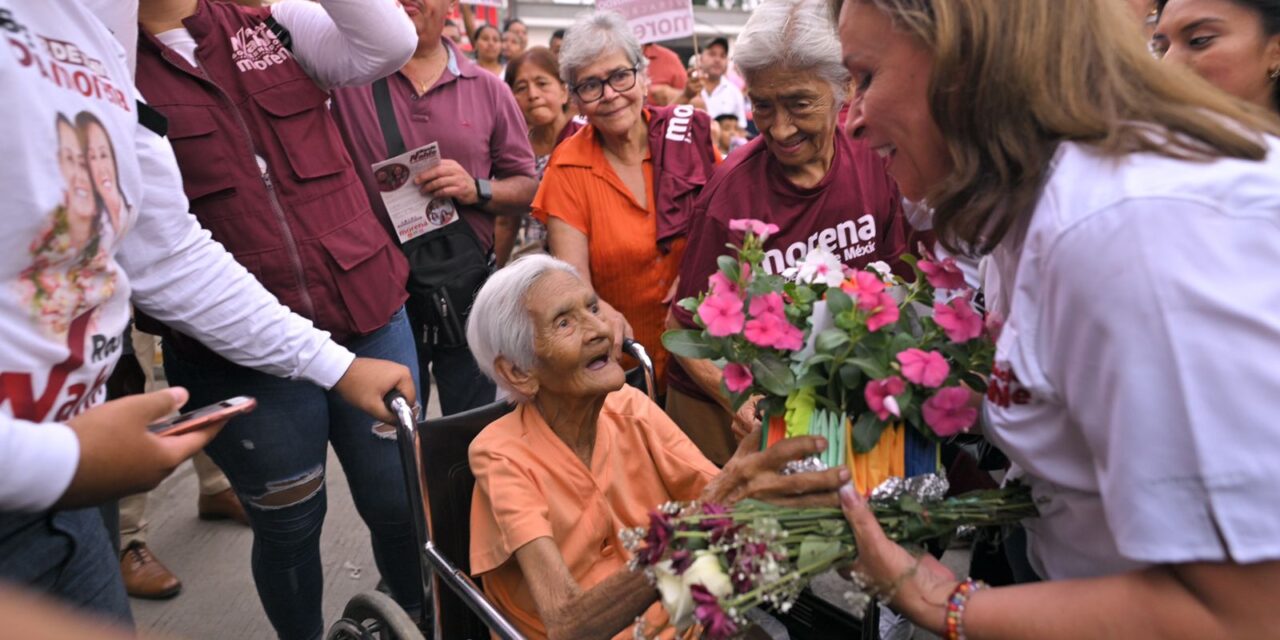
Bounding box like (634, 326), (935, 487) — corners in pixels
(665, 0), (918, 465)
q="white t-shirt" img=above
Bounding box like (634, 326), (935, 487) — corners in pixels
(983, 138), (1280, 579)
(0, 0), (360, 512)
(701, 78), (747, 124)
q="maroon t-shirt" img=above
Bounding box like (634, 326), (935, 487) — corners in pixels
(667, 134), (912, 400)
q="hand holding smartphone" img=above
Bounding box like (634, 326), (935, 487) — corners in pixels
(147, 396), (257, 436)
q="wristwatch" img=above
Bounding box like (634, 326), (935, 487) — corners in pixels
(474, 178), (493, 204)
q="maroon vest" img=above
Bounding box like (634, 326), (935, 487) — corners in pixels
(134, 0), (408, 353)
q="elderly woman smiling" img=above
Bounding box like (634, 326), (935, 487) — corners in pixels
(466, 256), (847, 639)
(667, 0), (914, 466)
(532, 12), (720, 400)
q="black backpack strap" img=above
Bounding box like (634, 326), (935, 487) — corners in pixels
(137, 101), (168, 137)
(372, 77), (406, 157)
(264, 14), (293, 52)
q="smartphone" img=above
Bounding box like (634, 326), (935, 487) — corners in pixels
(147, 396), (257, 436)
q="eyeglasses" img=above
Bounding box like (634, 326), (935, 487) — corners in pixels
(571, 67), (638, 103)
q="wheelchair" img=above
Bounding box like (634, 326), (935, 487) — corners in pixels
(326, 340), (873, 640)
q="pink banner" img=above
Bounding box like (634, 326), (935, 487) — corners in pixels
(596, 0), (694, 44)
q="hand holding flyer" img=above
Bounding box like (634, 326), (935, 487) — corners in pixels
(371, 142), (459, 244)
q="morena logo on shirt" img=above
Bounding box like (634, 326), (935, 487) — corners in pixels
(664, 104), (696, 143)
(230, 23), (290, 73)
(761, 215), (878, 275)
(987, 361), (1031, 408)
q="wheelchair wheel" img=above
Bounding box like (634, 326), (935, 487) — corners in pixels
(325, 590), (425, 640)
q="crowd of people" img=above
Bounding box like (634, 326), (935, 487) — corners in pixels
(2, 0), (1280, 639)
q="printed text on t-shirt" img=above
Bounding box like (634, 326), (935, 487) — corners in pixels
(761, 215), (878, 274)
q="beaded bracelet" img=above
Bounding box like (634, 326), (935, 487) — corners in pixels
(944, 578), (986, 640)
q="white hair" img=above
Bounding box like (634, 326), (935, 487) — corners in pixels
(557, 10), (649, 88)
(466, 255), (580, 400)
(732, 0), (850, 102)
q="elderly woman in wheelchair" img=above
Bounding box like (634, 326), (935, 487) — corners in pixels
(465, 255), (848, 639)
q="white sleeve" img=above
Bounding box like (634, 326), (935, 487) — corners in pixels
(1039, 196), (1280, 566)
(269, 0), (416, 89)
(0, 420), (79, 512)
(117, 119), (356, 389)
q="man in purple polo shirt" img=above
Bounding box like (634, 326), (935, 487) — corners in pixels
(330, 0), (537, 415)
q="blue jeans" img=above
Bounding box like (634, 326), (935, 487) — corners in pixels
(0, 508), (132, 626)
(164, 308), (421, 640)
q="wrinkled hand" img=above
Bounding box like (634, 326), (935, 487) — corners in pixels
(57, 387), (225, 509)
(701, 425), (849, 508)
(415, 159), (478, 205)
(729, 395), (762, 441)
(333, 357), (417, 424)
(839, 484), (959, 631)
(600, 299), (633, 362)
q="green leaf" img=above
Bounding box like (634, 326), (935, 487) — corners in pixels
(825, 288), (854, 316)
(798, 535), (844, 569)
(815, 328), (850, 353)
(790, 286), (817, 305)
(852, 412), (885, 453)
(661, 330), (720, 359)
(716, 255), (741, 282)
(889, 332), (916, 356)
(899, 254), (919, 267)
(677, 296), (701, 313)
(751, 353), (796, 397)
(796, 369), (828, 389)
(898, 495), (924, 514)
(847, 356), (890, 380)
(838, 362), (862, 389)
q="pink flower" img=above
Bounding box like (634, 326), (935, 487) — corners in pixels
(699, 292), (746, 337)
(691, 585), (739, 640)
(866, 292), (900, 332)
(744, 312), (804, 350)
(841, 271), (886, 310)
(934, 295), (983, 343)
(723, 363), (754, 393)
(728, 218), (780, 241)
(896, 348), (950, 388)
(864, 376), (906, 420)
(748, 292), (784, 319)
(636, 510), (673, 566)
(922, 386), (978, 436)
(918, 257), (967, 290)
(708, 271), (739, 298)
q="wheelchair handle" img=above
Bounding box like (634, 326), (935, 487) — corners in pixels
(622, 338), (657, 403)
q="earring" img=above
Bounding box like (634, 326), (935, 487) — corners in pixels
(1270, 66), (1280, 81)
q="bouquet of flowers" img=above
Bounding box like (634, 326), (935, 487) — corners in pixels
(662, 219), (995, 490)
(622, 486), (1037, 639)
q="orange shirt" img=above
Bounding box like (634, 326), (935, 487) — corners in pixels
(531, 123), (688, 394)
(469, 385), (719, 640)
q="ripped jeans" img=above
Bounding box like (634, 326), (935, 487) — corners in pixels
(163, 307), (421, 640)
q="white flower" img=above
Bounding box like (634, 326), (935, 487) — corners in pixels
(653, 561), (695, 630)
(682, 552), (734, 599)
(884, 395), (901, 418)
(793, 249), (845, 287)
(868, 261), (893, 279)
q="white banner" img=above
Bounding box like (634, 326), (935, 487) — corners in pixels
(596, 0), (695, 44)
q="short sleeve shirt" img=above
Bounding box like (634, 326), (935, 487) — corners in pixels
(469, 385), (718, 639)
(329, 39), (536, 251)
(531, 123), (687, 391)
(982, 139), (1280, 579)
(643, 43), (687, 90)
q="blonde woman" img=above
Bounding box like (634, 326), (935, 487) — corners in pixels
(835, 0), (1280, 637)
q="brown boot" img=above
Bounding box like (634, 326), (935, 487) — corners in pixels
(120, 542), (182, 600)
(197, 488), (250, 526)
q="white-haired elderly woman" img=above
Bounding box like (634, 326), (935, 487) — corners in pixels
(466, 255), (848, 639)
(531, 11), (720, 404)
(666, 0), (919, 466)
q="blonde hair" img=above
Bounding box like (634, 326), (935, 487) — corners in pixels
(847, 0), (1280, 255)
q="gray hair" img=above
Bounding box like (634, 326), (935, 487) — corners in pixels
(557, 10), (649, 89)
(733, 0), (850, 103)
(466, 255), (580, 400)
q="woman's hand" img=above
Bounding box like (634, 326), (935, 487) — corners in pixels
(702, 425), (849, 507)
(838, 483), (959, 632)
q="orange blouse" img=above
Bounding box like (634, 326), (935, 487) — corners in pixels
(532, 123), (688, 393)
(469, 385), (719, 639)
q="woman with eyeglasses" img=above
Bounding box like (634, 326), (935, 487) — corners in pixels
(532, 10), (719, 400)
(1151, 0), (1280, 116)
